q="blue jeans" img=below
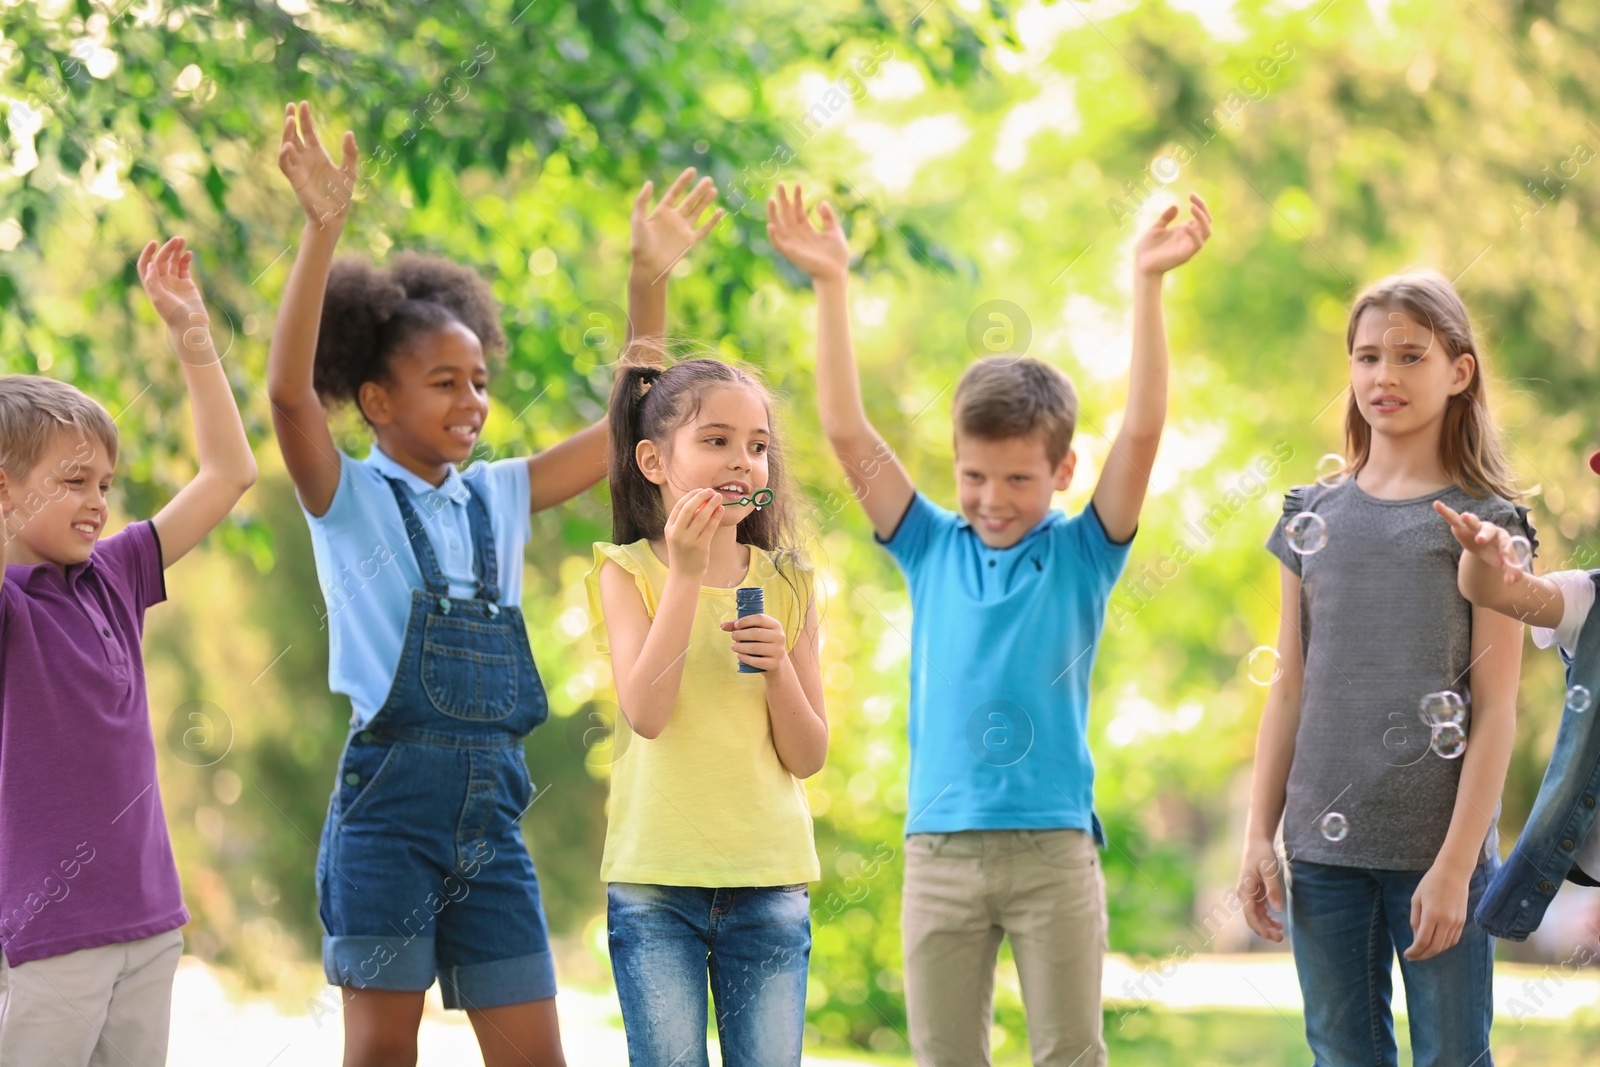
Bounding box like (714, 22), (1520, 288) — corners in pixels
(607, 882), (811, 1067)
(1288, 859), (1494, 1067)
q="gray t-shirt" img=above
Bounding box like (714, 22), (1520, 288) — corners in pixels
(1266, 479), (1535, 870)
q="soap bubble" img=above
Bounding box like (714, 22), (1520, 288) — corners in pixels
(1285, 512), (1328, 555)
(1507, 535), (1533, 570)
(1431, 721), (1467, 760)
(1315, 454), (1349, 488)
(1245, 646), (1282, 686)
(1567, 685), (1593, 715)
(1320, 812), (1348, 842)
(1418, 690), (1467, 728)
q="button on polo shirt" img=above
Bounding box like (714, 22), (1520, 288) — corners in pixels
(875, 492), (1133, 836)
(0, 521), (189, 966)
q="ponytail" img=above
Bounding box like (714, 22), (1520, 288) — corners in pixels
(608, 363), (669, 545)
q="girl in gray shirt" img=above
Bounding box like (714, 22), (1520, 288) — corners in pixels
(1236, 270), (1532, 1067)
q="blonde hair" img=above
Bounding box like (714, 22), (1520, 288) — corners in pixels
(1342, 271), (1521, 501)
(953, 357), (1079, 466)
(0, 375), (118, 476)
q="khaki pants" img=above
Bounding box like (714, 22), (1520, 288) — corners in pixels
(0, 927), (182, 1067)
(902, 829), (1107, 1067)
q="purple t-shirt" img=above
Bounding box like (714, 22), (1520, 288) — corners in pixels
(0, 521), (188, 965)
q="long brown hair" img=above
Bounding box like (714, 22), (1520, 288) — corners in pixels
(1341, 270), (1521, 501)
(607, 357), (805, 573)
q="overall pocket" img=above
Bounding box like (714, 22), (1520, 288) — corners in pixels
(334, 742), (404, 828)
(421, 613), (520, 721)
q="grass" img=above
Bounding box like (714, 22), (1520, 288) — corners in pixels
(804, 1007), (1600, 1065)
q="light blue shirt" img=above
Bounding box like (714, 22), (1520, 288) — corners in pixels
(876, 492), (1132, 837)
(303, 446), (531, 727)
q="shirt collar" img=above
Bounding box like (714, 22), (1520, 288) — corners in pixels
(365, 445), (472, 508)
(9, 554), (92, 592)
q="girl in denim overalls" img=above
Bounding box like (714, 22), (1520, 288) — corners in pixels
(587, 359), (828, 1067)
(265, 103), (721, 1066)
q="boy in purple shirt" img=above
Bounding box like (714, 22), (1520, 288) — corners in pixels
(0, 237), (257, 1066)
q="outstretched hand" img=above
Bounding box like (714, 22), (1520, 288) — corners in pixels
(1434, 501), (1527, 587)
(767, 183), (850, 283)
(1134, 192), (1212, 277)
(138, 236), (215, 364)
(278, 101), (359, 229)
(631, 168), (724, 283)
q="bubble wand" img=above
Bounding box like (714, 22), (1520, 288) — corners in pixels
(721, 487), (775, 508)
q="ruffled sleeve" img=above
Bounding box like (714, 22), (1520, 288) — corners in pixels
(584, 541), (658, 655)
(1264, 484), (1316, 576)
(1458, 495), (1541, 568)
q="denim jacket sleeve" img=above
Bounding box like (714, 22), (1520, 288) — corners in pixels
(1477, 571), (1600, 940)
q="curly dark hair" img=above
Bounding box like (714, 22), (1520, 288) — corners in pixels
(313, 252), (507, 409)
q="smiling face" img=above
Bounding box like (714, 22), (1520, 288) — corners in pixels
(1349, 306), (1474, 437)
(0, 429), (118, 570)
(953, 430), (1075, 548)
(636, 383), (771, 528)
(358, 320), (489, 476)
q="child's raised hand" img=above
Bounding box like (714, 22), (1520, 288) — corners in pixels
(1134, 192), (1212, 277)
(663, 487), (721, 577)
(631, 168), (724, 282)
(278, 101), (359, 229)
(1434, 501), (1526, 587)
(721, 612), (787, 672)
(138, 236), (214, 364)
(767, 183), (850, 283)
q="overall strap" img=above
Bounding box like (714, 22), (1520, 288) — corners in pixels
(463, 480), (499, 604)
(384, 477), (450, 597)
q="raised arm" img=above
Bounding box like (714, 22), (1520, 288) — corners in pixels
(768, 183), (913, 540)
(525, 172), (723, 514)
(1434, 500), (1562, 627)
(1091, 193), (1211, 542)
(141, 237), (258, 567)
(1236, 563), (1305, 944)
(625, 168), (724, 357)
(267, 101), (358, 518)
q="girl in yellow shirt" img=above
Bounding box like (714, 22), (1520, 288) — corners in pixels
(586, 357), (827, 1066)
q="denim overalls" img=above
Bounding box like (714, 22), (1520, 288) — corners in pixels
(316, 478), (554, 1010)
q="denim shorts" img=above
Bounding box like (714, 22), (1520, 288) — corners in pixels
(317, 733), (556, 1009)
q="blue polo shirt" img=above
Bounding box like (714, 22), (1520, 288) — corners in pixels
(876, 492), (1132, 837)
(302, 446), (531, 727)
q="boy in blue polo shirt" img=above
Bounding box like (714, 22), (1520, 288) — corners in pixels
(769, 184), (1211, 1065)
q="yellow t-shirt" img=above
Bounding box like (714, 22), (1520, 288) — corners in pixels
(584, 539), (821, 887)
